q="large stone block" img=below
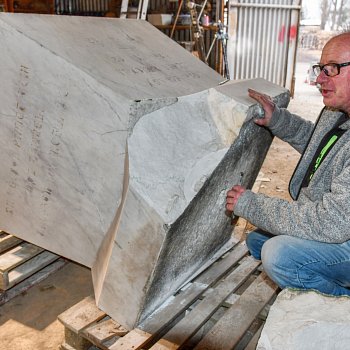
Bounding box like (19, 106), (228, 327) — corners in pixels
(0, 13), (290, 328)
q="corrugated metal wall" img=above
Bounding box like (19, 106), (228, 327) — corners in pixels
(148, 0), (168, 12)
(55, 0), (109, 15)
(227, 0), (301, 91)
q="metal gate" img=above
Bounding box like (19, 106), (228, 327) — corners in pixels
(227, 0), (301, 92)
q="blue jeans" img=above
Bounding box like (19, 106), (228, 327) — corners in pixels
(246, 230), (350, 296)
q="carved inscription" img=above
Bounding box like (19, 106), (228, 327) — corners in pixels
(37, 106), (65, 237)
(13, 65), (28, 148)
(5, 65), (30, 215)
(5, 65), (66, 238)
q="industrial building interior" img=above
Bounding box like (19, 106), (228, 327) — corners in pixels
(0, 1), (348, 349)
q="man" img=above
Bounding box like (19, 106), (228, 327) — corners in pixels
(226, 33), (350, 296)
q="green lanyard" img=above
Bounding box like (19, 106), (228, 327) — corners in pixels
(300, 113), (348, 189)
(308, 134), (339, 182)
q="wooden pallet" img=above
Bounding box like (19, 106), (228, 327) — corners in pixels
(58, 240), (278, 350)
(0, 231), (67, 304)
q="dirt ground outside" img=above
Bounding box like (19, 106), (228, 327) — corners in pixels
(0, 48), (324, 350)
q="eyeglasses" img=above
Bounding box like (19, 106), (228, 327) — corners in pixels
(312, 61), (350, 77)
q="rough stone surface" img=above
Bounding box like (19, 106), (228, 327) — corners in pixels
(0, 13), (290, 328)
(257, 289), (350, 350)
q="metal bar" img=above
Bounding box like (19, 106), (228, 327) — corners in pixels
(137, 0), (142, 19)
(171, 0), (183, 39)
(206, 36), (217, 61)
(227, 2), (238, 79)
(198, 0), (208, 20)
(261, 6), (267, 79)
(140, 0), (149, 20)
(230, 2), (301, 10)
(279, 6), (290, 85)
(254, 0), (263, 78)
(272, 7), (279, 83)
(247, 5), (253, 78)
(120, 0), (128, 18)
(285, 0), (302, 93)
(266, 7), (273, 81)
(233, 8), (240, 79)
(250, 3), (257, 79)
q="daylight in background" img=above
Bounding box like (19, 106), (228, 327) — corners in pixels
(292, 0), (350, 120)
(302, 0), (350, 30)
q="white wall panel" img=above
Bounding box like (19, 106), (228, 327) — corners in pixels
(228, 0), (301, 91)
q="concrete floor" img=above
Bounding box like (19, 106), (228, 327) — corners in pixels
(0, 262), (93, 349)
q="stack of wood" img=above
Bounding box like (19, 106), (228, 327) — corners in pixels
(58, 234), (278, 350)
(0, 231), (66, 304)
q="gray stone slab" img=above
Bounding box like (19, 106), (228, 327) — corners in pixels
(0, 13), (290, 328)
(93, 79), (289, 328)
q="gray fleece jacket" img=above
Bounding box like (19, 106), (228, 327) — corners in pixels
(234, 106), (350, 243)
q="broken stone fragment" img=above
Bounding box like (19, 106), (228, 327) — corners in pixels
(257, 288), (350, 350)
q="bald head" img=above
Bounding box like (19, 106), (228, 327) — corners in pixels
(324, 33), (350, 55)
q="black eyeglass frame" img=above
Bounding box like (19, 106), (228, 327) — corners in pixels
(312, 61), (350, 77)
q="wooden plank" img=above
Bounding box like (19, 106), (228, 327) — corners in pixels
(64, 327), (93, 350)
(109, 282), (207, 350)
(108, 328), (151, 350)
(60, 342), (77, 350)
(58, 296), (107, 334)
(141, 243), (247, 332)
(141, 281), (207, 333)
(0, 242), (43, 272)
(149, 339), (178, 350)
(0, 258), (66, 305)
(244, 324), (264, 350)
(234, 316), (264, 350)
(0, 233), (22, 254)
(6, 250), (59, 289)
(61, 342), (100, 350)
(110, 244), (248, 349)
(222, 293), (240, 307)
(194, 273), (278, 350)
(85, 243), (248, 350)
(153, 256), (260, 348)
(177, 238), (238, 290)
(195, 242), (248, 285)
(59, 243), (258, 350)
(83, 317), (128, 347)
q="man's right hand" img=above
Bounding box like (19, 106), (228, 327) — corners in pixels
(248, 88), (276, 127)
